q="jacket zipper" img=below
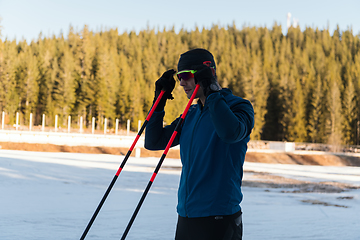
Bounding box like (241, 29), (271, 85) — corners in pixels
(184, 106), (203, 216)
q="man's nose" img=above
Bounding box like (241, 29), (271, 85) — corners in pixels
(179, 79), (186, 86)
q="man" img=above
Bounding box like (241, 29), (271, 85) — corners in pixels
(145, 48), (254, 240)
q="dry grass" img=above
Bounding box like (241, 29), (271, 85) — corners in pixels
(1, 142), (359, 167)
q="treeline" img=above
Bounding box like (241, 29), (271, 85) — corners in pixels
(0, 24), (359, 145)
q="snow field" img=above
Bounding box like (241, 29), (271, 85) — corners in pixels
(0, 150), (359, 240)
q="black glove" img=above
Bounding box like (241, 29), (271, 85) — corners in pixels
(193, 65), (220, 97)
(154, 69), (176, 111)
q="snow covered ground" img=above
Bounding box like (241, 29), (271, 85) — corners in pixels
(0, 149), (359, 240)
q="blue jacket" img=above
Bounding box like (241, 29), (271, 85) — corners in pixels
(145, 88), (254, 218)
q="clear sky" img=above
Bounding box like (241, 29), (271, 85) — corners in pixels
(0, 0), (359, 43)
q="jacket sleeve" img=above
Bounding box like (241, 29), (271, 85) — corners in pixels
(206, 92), (254, 144)
(144, 111), (181, 150)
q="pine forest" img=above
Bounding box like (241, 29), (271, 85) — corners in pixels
(0, 24), (359, 146)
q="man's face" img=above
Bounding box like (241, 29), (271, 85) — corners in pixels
(177, 69), (204, 100)
(179, 77), (204, 100)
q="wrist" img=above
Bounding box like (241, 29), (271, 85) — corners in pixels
(154, 99), (166, 112)
(153, 91), (167, 111)
(204, 83), (221, 97)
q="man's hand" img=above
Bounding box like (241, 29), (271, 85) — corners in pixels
(193, 65), (221, 97)
(155, 69), (176, 98)
(154, 69), (176, 111)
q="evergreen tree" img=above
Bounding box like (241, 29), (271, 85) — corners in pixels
(243, 53), (269, 140)
(288, 78), (307, 142)
(325, 56), (344, 150)
(92, 33), (117, 127)
(18, 44), (39, 125)
(308, 75), (324, 143)
(277, 37), (294, 140)
(342, 74), (357, 145)
(0, 40), (18, 124)
(71, 26), (96, 127)
(115, 51), (132, 126)
(56, 38), (76, 125)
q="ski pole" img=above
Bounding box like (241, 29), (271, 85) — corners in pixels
(80, 90), (166, 240)
(120, 84), (200, 240)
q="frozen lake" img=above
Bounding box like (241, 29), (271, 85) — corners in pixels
(0, 149), (359, 240)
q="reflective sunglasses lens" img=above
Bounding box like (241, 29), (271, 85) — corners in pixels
(177, 72), (194, 81)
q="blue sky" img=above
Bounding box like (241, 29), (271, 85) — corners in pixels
(0, 0), (359, 42)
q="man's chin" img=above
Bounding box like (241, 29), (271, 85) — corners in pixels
(186, 91), (193, 99)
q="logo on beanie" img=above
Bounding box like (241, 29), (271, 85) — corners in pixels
(203, 61), (211, 67)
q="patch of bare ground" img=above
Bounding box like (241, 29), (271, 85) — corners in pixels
(245, 152), (360, 167)
(0, 142), (181, 159)
(300, 199), (349, 208)
(243, 172), (359, 208)
(243, 172), (359, 193)
(1, 142), (359, 167)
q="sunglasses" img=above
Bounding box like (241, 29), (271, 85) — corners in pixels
(176, 70), (197, 81)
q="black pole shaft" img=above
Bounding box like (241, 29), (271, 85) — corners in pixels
(80, 174), (118, 240)
(79, 91), (166, 240)
(120, 148), (168, 240)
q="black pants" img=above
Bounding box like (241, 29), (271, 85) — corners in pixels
(175, 211), (242, 240)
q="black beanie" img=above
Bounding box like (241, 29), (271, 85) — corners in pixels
(177, 48), (216, 71)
